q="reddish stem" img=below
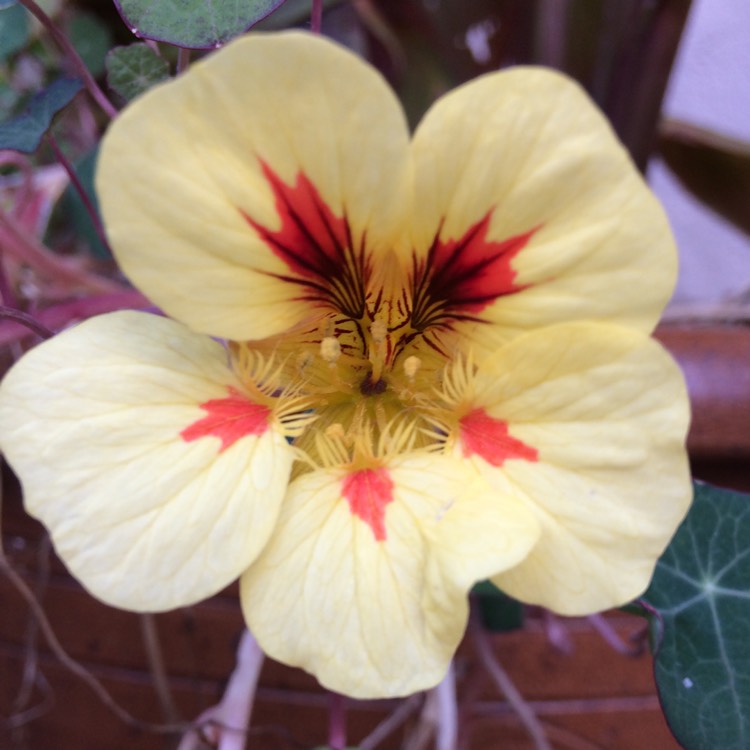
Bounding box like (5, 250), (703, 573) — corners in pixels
(17, 0), (118, 119)
(311, 0), (323, 33)
(46, 133), (111, 255)
(0, 306), (54, 340)
(0, 207), (121, 294)
(177, 47), (191, 74)
(0, 291), (150, 346)
(327, 693), (347, 750)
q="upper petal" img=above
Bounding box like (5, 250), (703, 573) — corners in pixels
(410, 67), (676, 344)
(240, 454), (538, 698)
(96, 32), (411, 341)
(0, 312), (295, 611)
(450, 322), (691, 615)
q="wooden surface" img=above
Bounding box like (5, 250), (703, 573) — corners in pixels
(656, 323), (750, 492)
(2, 322), (749, 749)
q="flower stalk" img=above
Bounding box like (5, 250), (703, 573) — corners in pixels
(17, 0), (118, 119)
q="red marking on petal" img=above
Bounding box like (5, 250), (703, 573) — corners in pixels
(180, 387), (270, 453)
(241, 161), (366, 317)
(460, 408), (538, 467)
(341, 467), (395, 542)
(413, 213), (538, 328)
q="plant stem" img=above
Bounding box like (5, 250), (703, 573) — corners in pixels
(0, 290), (149, 346)
(535, 0), (568, 67)
(0, 551), (186, 734)
(0, 306), (54, 340)
(13, 535), (51, 716)
(434, 662), (458, 750)
(177, 630), (265, 750)
(328, 692), (347, 750)
(0, 206), (121, 294)
(359, 695), (421, 750)
(46, 133), (111, 255)
(311, 0), (323, 33)
(17, 0), (118, 119)
(403, 668), (458, 750)
(140, 614), (181, 724)
(588, 613), (645, 656)
(471, 611), (552, 750)
(176, 47), (191, 75)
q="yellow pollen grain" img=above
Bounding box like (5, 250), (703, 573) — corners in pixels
(320, 336), (341, 364)
(403, 355), (421, 381)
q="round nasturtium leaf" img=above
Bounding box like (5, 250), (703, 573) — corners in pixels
(113, 0), (289, 49)
(0, 3), (28, 61)
(641, 481), (750, 750)
(105, 43), (170, 103)
(67, 12), (113, 79)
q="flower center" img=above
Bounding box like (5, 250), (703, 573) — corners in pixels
(360, 372), (388, 396)
(233, 286), (452, 472)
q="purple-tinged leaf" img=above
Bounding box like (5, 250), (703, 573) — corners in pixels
(114, 0), (289, 50)
(0, 77), (82, 153)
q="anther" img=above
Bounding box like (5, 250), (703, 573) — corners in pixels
(320, 336), (341, 364)
(403, 355), (421, 381)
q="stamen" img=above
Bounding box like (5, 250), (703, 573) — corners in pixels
(370, 319), (387, 344)
(438, 351), (476, 407)
(325, 422), (347, 441)
(296, 350), (313, 374)
(376, 417), (419, 458)
(320, 336), (341, 364)
(368, 319), (388, 382)
(403, 355), (421, 381)
(314, 429), (351, 468)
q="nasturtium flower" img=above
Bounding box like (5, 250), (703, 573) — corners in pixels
(0, 32), (691, 698)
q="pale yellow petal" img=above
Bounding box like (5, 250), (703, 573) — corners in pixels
(410, 67), (675, 346)
(240, 453), (538, 698)
(97, 32), (411, 341)
(0, 312), (295, 611)
(452, 322), (691, 614)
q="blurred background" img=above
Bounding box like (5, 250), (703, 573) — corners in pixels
(649, 0), (750, 305)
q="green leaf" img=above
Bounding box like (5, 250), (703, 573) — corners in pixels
(0, 81), (20, 115)
(0, 77), (82, 153)
(106, 44), (170, 102)
(113, 0), (289, 49)
(640, 481), (750, 750)
(0, 3), (28, 61)
(67, 12), (113, 78)
(473, 580), (524, 632)
(256, 0), (346, 29)
(659, 120), (750, 238)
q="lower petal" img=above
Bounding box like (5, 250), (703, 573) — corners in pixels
(454, 322), (691, 614)
(0, 311), (295, 611)
(240, 454), (538, 698)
